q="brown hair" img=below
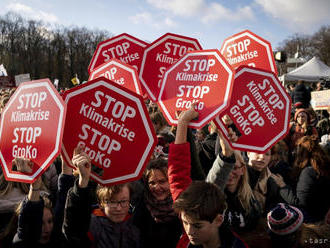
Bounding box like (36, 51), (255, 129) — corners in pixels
(0, 192), (53, 242)
(173, 181), (227, 223)
(143, 158), (168, 184)
(150, 111), (168, 129)
(0, 174), (29, 196)
(294, 136), (330, 178)
(96, 183), (132, 205)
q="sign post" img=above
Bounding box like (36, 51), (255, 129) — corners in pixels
(139, 33), (202, 101)
(0, 79), (66, 183)
(214, 66), (290, 153)
(89, 58), (143, 96)
(88, 33), (148, 74)
(158, 49), (234, 129)
(61, 77), (156, 185)
(220, 30), (277, 74)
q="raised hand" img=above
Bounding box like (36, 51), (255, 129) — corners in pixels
(72, 145), (91, 188)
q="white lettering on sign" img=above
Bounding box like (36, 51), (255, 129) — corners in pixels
(79, 124), (121, 155)
(163, 43), (194, 56)
(175, 98), (204, 110)
(98, 68), (125, 85)
(176, 72), (218, 82)
(155, 53), (178, 65)
(11, 109), (50, 122)
(91, 91), (136, 122)
(229, 95), (266, 135)
(12, 127), (42, 144)
(177, 85), (210, 99)
(158, 67), (166, 87)
(79, 103), (136, 142)
(183, 59), (215, 72)
(102, 42), (130, 61)
(77, 140), (112, 168)
(246, 80), (281, 125)
(227, 51), (258, 66)
(12, 145), (37, 159)
(17, 92), (47, 109)
(226, 39), (251, 57)
(120, 53), (139, 64)
(175, 85), (209, 111)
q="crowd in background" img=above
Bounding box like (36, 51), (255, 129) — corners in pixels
(0, 80), (329, 248)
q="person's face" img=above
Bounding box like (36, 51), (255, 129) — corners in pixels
(180, 212), (222, 246)
(248, 150), (271, 171)
(226, 160), (245, 189)
(102, 186), (130, 223)
(39, 208), (53, 244)
(297, 112), (308, 125)
(148, 169), (170, 201)
(152, 121), (161, 133)
(195, 129), (205, 141)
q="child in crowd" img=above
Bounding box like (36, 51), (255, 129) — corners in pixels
(62, 145), (141, 248)
(168, 105), (248, 247)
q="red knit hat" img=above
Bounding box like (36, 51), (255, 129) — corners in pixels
(294, 108), (310, 123)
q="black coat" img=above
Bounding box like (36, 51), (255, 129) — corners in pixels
(279, 166), (330, 222)
(13, 174), (74, 248)
(62, 180), (141, 248)
(132, 198), (182, 248)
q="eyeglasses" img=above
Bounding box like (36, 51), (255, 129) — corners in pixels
(104, 200), (130, 209)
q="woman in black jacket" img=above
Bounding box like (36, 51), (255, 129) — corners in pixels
(132, 158), (182, 248)
(272, 136), (330, 222)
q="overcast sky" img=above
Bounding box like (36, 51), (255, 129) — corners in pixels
(1, 0), (330, 50)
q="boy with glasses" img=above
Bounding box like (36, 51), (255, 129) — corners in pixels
(63, 146), (140, 248)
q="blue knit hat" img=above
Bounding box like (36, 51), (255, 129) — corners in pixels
(267, 203), (304, 235)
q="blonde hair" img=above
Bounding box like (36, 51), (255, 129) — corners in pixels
(96, 183), (131, 206)
(233, 150), (255, 212)
(0, 174), (29, 196)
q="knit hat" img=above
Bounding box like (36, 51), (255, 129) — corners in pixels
(267, 203), (304, 235)
(294, 108), (310, 123)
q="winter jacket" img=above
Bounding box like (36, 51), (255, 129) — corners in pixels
(195, 132), (217, 175)
(247, 167), (282, 214)
(63, 180), (141, 248)
(177, 225), (248, 248)
(279, 166), (330, 222)
(168, 142), (248, 248)
(285, 122), (318, 152)
(206, 153), (261, 232)
(132, 196), (182, 248)
(12, 174), (74, 248)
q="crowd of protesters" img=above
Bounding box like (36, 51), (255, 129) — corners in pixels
(0, 80), (329, 248)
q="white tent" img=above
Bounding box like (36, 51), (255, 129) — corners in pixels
(280, 57), (330, 83)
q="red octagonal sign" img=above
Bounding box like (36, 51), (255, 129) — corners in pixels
(139, 33), (202, 101)
(220, 30), (277, 75)
(88, 33), (148, 74)
(159, 49), (234, 129)
(89, 58), (143, 96)
(61, 77), (157, 185)
(214, 66), (291, 153)
(0, 79), (66, 183)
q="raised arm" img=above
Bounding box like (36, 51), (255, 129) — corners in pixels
(206, 124), (236, 189)
(62, 145), (92, 247)
(168, 106), (198, 201)
(12, 158), (44, 246)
